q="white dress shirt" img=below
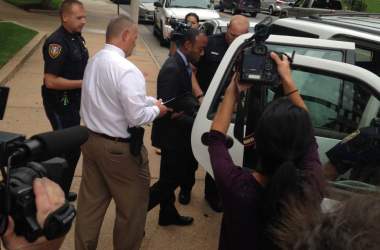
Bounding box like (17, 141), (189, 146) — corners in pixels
(81, 44), (159, 138)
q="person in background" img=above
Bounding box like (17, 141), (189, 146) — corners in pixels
(206, 52), (325, 250)
(41, 0), (88, 202)
(149, 28), (206, 226)
(169, 12), (200, 56)
(75, 15), (168, 250)
(195, 14), (250, 213)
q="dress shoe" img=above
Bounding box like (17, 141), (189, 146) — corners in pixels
(66, 192), (77, 202)
(178, 189), (191, 205)
(158, 214), (194, 226)
(205, 195), (223, 213)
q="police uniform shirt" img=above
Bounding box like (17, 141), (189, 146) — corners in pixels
(81, 44), (160, 139)
(196, 32), (229, 93)
(43, 25), (89, 82)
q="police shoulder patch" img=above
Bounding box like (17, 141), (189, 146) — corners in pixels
(48, 43), (63, 59)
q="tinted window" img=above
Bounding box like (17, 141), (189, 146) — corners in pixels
(331, 35), (380, 76)
(271, 24), (319, 38)
(267, 71), (378, 137)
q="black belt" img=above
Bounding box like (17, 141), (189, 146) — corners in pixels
(90, 130), (130, 143)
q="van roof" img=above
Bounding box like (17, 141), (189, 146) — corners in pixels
(299, 13), (380, 36)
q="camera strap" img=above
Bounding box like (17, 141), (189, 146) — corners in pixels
(43, 202), (76, 240)
(234, 91), (249, 145)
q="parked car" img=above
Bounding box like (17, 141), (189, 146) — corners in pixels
(153, 0), (220, 45)
(219, 0), (261, 17)
(199, 17), (258, 36)
(191, 14), (380, 179)
(139, 0), (155, 23)
(261, 0), (295, 16)
(281, 0), (344, 17)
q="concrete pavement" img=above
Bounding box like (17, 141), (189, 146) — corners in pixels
(0, 0), (221, 249)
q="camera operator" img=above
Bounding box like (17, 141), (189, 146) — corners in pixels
(169, 13), (200, 56)
(1, 178), (66, 250)
(195, 15), (250, 213)
(323, 121), (380, 185)
(205, 52), (325, 250)
(149, 28), (207, 226)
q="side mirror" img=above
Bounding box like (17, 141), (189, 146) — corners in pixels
(154, 1), (162, 7)
(288, 3), (294, 7)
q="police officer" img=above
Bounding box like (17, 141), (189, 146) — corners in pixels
(324, 118), (380, 185)
(195, 15), (249, 212)
(42, 0), (88, 201)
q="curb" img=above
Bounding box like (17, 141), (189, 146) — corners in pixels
(0, 28), (46, 86)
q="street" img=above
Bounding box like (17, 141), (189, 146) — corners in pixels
(120, 3), (270, 66)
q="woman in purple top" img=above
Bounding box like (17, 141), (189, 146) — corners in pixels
(207, 52), (325, 250)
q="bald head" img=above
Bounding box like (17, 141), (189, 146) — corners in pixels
(106, 15), (135, 43)
(225, 15), (249, 44)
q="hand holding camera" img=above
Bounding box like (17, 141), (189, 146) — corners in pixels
(2, 178), (66, 250)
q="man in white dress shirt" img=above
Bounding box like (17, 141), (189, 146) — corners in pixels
(75, 15), (168, 250)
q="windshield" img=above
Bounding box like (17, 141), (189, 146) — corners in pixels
(166, 0), (211, 9)
(142, 0), (156, 3)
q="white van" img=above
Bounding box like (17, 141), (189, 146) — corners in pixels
(191, 30), (380, 177)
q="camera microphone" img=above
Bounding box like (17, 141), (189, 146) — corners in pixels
(10, 126), (89, 165)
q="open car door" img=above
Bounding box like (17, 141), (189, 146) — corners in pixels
(192, 33), (380, 176)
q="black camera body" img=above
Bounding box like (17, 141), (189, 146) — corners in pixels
(239, 46), (281, 86)
(0, 130), (75, 242)
(0, 158), (73, 242)
(169, 19), (192, 42)
(238, 17), (282, 87)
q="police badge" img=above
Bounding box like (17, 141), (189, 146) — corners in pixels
(48, 43), (62, 59)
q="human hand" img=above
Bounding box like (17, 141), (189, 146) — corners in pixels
(2, 178), (66, 250)
(170, 111), (184, 120)
(155, 99), (172, 118)
(270, 52), (293, 85)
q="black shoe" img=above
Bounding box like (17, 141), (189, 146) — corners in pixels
(66, 192), (77, 202)
(158, 214), (194, 226)
(179, 189), (191, 205)
(205, 195), (223, 213)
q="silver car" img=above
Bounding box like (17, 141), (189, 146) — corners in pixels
(261, 0), (295, 15)
(139, 0), (155, 23)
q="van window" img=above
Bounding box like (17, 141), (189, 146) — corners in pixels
(271, 24), (319, 38)
(266, 70), (380, 138)
(331, 35), (380, 76)
(208, 46), (345, 120)
(208, 65), (379, 140)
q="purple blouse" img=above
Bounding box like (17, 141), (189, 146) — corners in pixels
(207, 130), (325, 250)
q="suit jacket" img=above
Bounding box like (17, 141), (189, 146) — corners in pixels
(151, 52), (198, 150)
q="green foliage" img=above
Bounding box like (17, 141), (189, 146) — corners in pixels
(0, 22), (37, 68)
(365, 0), (380, 13)
(4, 0), (62, 10)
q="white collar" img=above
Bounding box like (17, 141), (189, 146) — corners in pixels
(104, 44), (126, 58)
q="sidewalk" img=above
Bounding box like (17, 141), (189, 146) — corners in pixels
(0, 0), (221, 249)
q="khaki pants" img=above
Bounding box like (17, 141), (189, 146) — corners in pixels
(75, 133), (150, 250)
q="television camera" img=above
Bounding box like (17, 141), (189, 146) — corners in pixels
(0, 86), (88, 242)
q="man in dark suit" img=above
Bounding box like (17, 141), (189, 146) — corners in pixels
(149, 29), (206, 226)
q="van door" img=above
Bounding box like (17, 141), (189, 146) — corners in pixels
(192, 34), (380, 176)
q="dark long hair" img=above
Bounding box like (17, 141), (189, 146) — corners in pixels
(254, 97), (315, 249)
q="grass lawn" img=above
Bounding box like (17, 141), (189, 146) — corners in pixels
(366, 0), (380, 13)
(4, 0), (62, 9)
(0, 22), (37, 68)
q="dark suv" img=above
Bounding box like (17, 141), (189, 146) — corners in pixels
(219, 0), (261, 17)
